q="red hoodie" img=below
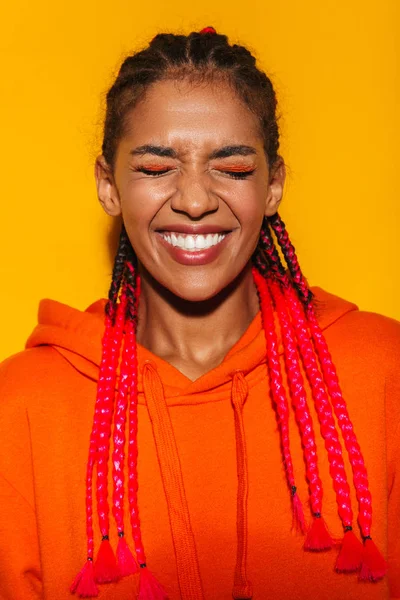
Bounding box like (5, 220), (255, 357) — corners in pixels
(0, 285), (399, 599)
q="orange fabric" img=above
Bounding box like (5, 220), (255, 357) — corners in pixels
(0, 286), (399, 599)
(230, 372), (252, 600)
(143, 363), (204, 600)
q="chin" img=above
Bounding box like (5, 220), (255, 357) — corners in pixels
(154, 267), (249, 307)
(172, 285), (224, 303)
(139, 260), (251, 305)
(164, 276), (227, 303)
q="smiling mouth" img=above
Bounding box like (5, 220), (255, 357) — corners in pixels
(159, 231), (229, 252)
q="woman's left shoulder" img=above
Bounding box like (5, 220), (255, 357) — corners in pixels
(317, 290), (400, 375)
(337, 306), (400, 349)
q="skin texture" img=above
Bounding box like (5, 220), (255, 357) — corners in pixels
(95, 79), (286, 380)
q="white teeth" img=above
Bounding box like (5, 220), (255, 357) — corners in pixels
(184, 235), (195, 249)
(161, 232), (227, 251)
(195, 236), (206, 249)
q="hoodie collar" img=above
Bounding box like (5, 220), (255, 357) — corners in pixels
(25, 286), (358, 406)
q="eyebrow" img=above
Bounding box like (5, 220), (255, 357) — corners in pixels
(129, 144), (257, 159)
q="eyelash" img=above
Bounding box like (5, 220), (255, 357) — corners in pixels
(135, 167), (255, 180)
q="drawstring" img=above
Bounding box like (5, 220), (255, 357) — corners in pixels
(143, 362), (252, 600)
(231, 372), (253, 600)
(143, 362), (205, 600)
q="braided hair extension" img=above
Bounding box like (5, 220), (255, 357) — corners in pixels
(267, 213), (387, 578)
(256, 215), (386, 574)
(72, 26), (386, 597)
(251, 267), (307, 534)
(256, 267), (323, 535)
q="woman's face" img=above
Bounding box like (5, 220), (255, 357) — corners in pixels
(96, 78), (285, 301)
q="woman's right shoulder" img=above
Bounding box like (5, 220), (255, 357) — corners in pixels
(0, 346), (70, 409)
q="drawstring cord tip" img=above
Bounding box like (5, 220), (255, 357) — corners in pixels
(94, 538), (120, 583)
(304, 515), (333, 551)
(335, 528), (363, 573)
(70, 559), (99, 597)
(116, 535), (139, 577)
(138, 565), (168, 600)
(359, 537), (388, 582)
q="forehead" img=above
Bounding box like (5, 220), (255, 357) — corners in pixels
(121, 78), (263, 152)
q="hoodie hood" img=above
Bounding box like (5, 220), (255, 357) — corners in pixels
(25, 286), (358, 404)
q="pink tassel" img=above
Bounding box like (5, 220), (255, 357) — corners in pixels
(291, 493), (307, 535)
(138, 566), (169, 600)
(70, 560), (99, 597)
(359, 538), (388, 582)
(304, 516), (333, 551)
(94, 539), (120, 583)
(116, 536), (139, 577)
(336, 529), (363, 573)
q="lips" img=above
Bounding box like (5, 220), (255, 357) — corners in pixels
(156, 224), (231, 235)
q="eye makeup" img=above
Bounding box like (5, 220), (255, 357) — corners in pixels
(212, 164), (256, 179)
(132, 164), (256, 180)
(132, 165), (174, 176)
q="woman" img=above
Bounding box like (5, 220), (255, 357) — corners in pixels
(0, 27), (399, 600)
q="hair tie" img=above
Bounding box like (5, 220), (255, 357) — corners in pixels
(199, 26), (216, 34)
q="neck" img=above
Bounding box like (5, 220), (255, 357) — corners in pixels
(136, 262), (260, 381)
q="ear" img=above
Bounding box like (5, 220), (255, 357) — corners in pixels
(95, 155), (122, 216)
(264, 157), (286, 217)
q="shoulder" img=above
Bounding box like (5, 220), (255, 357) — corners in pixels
(324, 307), (400, 372)
(321, 306), (400, 446)
(311, 284), (400, 377)
(0, 346), (72, 411)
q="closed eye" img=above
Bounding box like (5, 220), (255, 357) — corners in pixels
(134, 167), (173, 176)
(134, 167), (256, 179)
(220, 169), (255, 180)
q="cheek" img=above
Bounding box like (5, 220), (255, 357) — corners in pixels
(228, 184), (267, 231)
(119, 178), (168, 237)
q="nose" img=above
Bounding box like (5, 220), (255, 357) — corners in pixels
(170, 169), (219, 218)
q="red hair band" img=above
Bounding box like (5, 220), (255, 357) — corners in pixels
(199, 26), (217, 34)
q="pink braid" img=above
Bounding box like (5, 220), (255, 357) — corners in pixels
(252, 268), (304, 527)
(265, 273), (324, 519)
(70, 299), (126, 596)
(123, 269), (168, 595)
(110, 281), (140, 578)
(96, 294), (127, 538)
(284, 284), (354, 528)
(269, 212), (373, 537)
(124, 270), (147, 566)
(86, 312), (114, 558)
(258, 217), (386, 577)
(111, 291), (131, 534)
(307, 311), (372, 537)
(269, 214), (313, 305)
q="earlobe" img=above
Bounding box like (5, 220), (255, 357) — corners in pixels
(95, 155), (122, 217)
(264, 195), (282, 217)
(264, 157), (286, 217)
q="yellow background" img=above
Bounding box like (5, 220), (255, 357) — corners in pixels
(0, 1), (398, 361)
